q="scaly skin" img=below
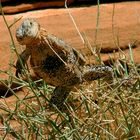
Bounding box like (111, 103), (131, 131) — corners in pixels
(16, 18), (114, 110)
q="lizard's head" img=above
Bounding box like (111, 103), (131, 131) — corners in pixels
(16, 18), (40, 45)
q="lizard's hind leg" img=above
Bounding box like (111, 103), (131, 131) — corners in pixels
(50, 86), (72, 110)
(83, 65), (114, 84)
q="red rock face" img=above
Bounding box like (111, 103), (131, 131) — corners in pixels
(0, 0), (75, 14)
(1, 0), (12, 2)
(2, 0), (140, 14)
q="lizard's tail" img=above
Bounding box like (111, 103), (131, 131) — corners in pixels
(82, 65), (114, 84)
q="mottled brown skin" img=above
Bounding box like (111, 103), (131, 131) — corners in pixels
(16, 19), (113, 109)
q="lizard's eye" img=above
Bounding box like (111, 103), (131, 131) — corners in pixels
(30, 22), (33, 26)
(18, 36), (23, 40)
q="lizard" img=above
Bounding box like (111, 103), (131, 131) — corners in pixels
(15, 18), (114, 110)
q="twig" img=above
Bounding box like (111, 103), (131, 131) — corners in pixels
(65, 0), (85, 44)
(9, 16), (23, 28)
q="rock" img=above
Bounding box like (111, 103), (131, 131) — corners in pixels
(0, 0), (74, 14)
(1, 0), (12, 2)
(1, 1), (140, 14)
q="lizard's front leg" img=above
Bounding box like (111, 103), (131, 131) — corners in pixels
(83, 65), (114, 84)
(16, 49), (30, 77)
